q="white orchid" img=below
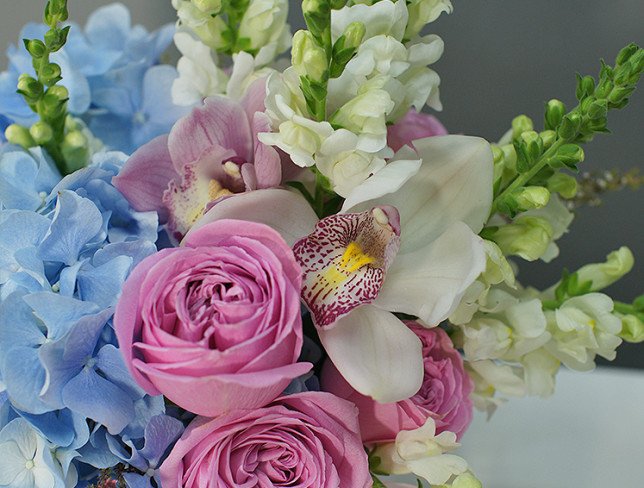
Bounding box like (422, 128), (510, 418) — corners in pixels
(188, 135), (493, 402)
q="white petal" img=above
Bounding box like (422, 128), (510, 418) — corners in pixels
(0, 441), (26, 484)
(354, 135), (493, 253)
(341, 152), (421, 212)
(407, 454), (468, 485)
(375, 222), (486, 326)
(318, 305), (423, 402)
(186, 189), (318, 246)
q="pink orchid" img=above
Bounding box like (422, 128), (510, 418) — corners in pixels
(113, 79), (281, 242)
(188, 135), (493, 403)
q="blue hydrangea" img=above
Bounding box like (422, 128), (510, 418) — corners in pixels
(0, 148), (181, 483)
(0, 3), (188, 154)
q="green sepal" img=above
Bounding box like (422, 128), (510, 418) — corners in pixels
(44, 25), (70, 52)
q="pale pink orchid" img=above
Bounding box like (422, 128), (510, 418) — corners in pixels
(187, 135), (493, 403)
(113, 78), (282, 242)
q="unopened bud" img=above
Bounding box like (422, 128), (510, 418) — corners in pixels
(547, 172), (577, 199)
(29, 121), (54, 144)
(292, 30), (328, 82)
(576, 75), (595, 100)
(40, 63), (62, 85)
(44, 26), (70, 52)
(24, 39), (46, 58)
(576, 247), (634, 292)
(5, 124), (36, 148)
(515, 186), (550, 211)
(616, 43), (639, 66)
(539, 130), (557, 148)
(511, 115), (533, 140)
(492, 216), (553, 261)
(619, 312), (644, 343)
(17, 74), (43, 100)
(557, 112), (581, 140)
(555, 143), (584, 167)
(544, 99), (566, 130)
(192, 0), (222, 13)
(47, 85), (69, 101)
(62, 130), (90, 172)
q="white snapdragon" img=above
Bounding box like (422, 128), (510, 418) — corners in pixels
(260, 67), (334, 167)
(330, 86), (394, 152)
(315, 129), (391, 196)
(405, 0), (453, 39)
(467, 360), (526, 416)
(172, 0), (227, 50)
(576, 246), (634, 292)
(226, 51), (275, 101)
(375, 418), (468, 486)
(545, 293), (622, 371)
(522, 194), (574, 262)
(331, 0), (408, 42)
(172, 31), (228, 106)
(238, 0), (292, 66)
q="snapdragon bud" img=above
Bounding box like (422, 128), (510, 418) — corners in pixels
(544, 99), (566, 130)
(17, 74), (43, 100)
(44, 0), (69, 25)
(511, 115), (533, 140)
(576, 75), (596, 100)
(547, 172), (578, 199)
(490, 216), (553, 261)
(24, 39), (46, 58)
(616, 43), (639, 66)
(451, 472), (483, 488)
(554, 143), (584, 168)
(40, 92), (67, 119)
(238, 0), (290, 52)
(539, 129), (557, 148)
(619, 313), (644, 343)
(514, 186), (550, 211)
(29, 121), (54, 145)
(557, 112), (582, 140)
(292, 30), (328, 82)
(5, 124), (36, 148)
(519, 130), (543, 163)
(44, 25), (70, 52)
(61, 130), (90, 172)
(576, 247), (634, 292)
(40, 63), (62, 86)
(330, 22), (365, 77)
(303, 0), (331, 39)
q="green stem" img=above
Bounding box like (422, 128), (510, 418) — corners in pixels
(491, 138), (566, 215)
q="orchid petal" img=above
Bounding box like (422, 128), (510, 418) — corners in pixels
(293, 207), (400, 328)
(318, 304), (423, 402)
(341, 148), (421, 212)
(252, 112), (282, 189)
(112, 135), (177, 223)
(187, 189), (318, 247)
(353, 135), (493, 253)
(241, 77), (268, 121)
(168, 96), (253, 171)
(375, 221), (486, 326)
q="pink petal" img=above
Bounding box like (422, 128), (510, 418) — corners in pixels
(293, 206), (401, 328)
(252, 112), (282, 188)
(387, 109), (448, 152)
(112, 135), (178, 223)
(241, 77), (268, 121)
(168, 96), (253, 172)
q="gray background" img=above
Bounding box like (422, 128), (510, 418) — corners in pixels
(1, 1), (642, 366)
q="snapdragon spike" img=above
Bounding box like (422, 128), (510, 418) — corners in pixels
(293, 206), (400, 328)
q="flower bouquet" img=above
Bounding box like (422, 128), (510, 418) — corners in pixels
(0, 1), (641, 487)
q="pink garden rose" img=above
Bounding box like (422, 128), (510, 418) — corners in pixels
(322, 322), (473, 443)
(387, 109), (448, 152)
(159, 392), (372, 488)
(114, 219), (310, 416)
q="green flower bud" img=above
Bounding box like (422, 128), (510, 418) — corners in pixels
(547, 172), (578, 199)
(330, 22), (365, 77)
(292, 30), (328, 82)
(557, 112), (581, 140)
(46, 85), (69, 101)
(587, 98), (608, 120)
(452, 472), (484, 488)
(555, 143), (584, 167)
(5, 124), (36, 148)
(576, 247), (634, 292)
(515, 186), (550, 211)
(44, 0), (69, 25)
(341, 21), (365, 50)
(40, 63), (62, 85)
(24, 39), (47, 58)
(576, 75), (595, 100)
(39, 92), (67, 118)
(501, 143), (517, 171)
(44, 25), (70, 52)
(29, 121), (54, 144)
(520, 130), (543, 162)
(511, 115), (533, 140)
(619, 313), (644, 343)
(539, 129), (557, 148)
(491, 145), (504, 164)
(492, 216), (554, 261)
(607, 86), (632, 105)
(616, 43), (639, 66)
(303, 0), (331, 37)
(544, 99), (566, 130)
(17, 74), (44, 100)
(61, 130), (90, 172)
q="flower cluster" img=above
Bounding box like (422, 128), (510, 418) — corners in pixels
(0, 1), (641, 487)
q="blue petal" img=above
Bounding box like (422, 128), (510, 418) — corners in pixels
(77, 426), (120, 469)
(62, 367), (135, 435)
(77, 255), (132, 308)
(0, 291), (45, 351)
(96, 344), (143, 399)
(84, 4), (131, 53)
(38, 190), (103, 265)
(123, 472), (153, 488)
(22, 292), (100, 341)
(50, 50), (91, 114)
(138, 415), (184, 468)
(15, 408), (88, 449)
(92, 241), (156, 268)
(120, 394), (165, 443)
(63, 26), (121, 77)
(3, 347), (51, 414)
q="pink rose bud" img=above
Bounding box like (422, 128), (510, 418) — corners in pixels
(159, 392), (372, 488)
(322, 322), (473, 443)
(114, 220), (310, 416)
(387, 109), (448, 152)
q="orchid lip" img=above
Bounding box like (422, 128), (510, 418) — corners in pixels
(293, 206), (401, 328)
